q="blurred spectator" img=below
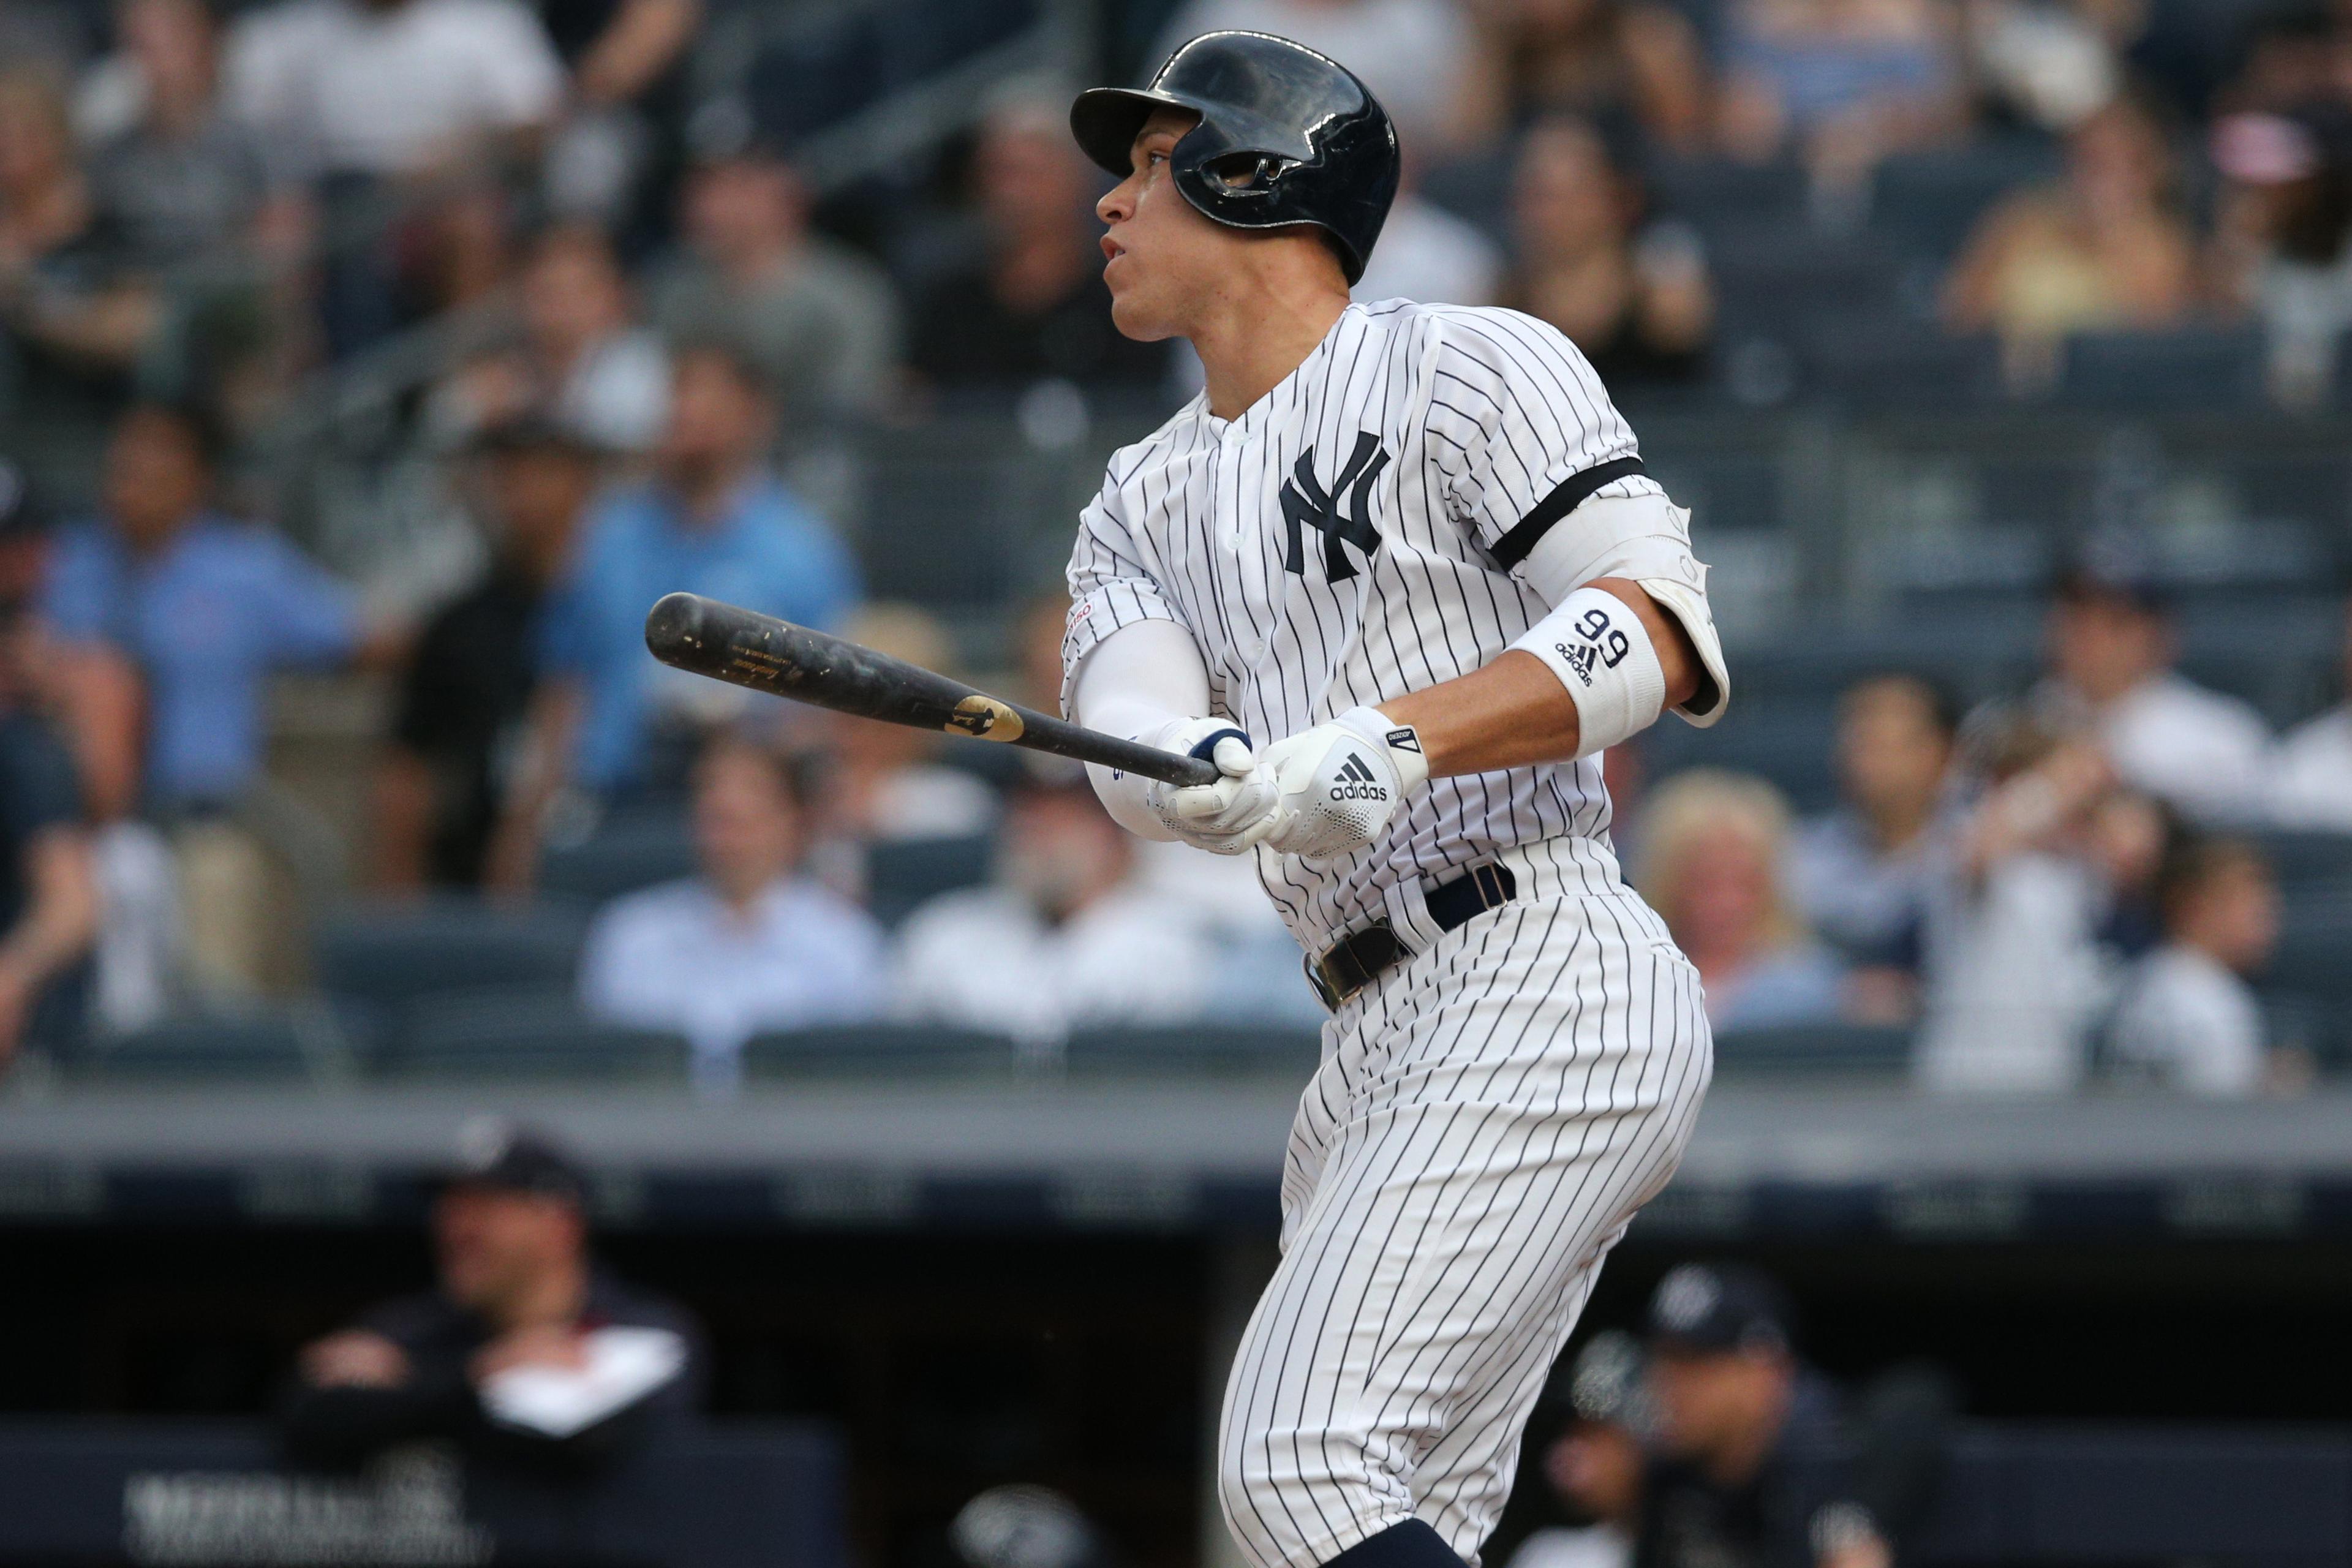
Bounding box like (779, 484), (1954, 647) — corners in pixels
(1632, 769), (1847, 1032)
(493, 341), (860, 881)
(41, 402), (375, 991)
(950, 1485), (1114, 1568)
(646, 119), (900, 440)
(1715, 0), (1967, 194)
(893, 771), (1215, 1049)
(1637, 1264), (1893, 1568)
(1154, 0), (1482, 154)
(533, 0), (701, 227)
(225, 0), (563, 185)
(1, 69), (159, 506)
(579, 733), (885, 1090)
(1506, 118), (1712, 386)
(2032, 565), (2271, 825)
(1958, 0), (2131, 134)
(81, 0), (271, 263)
(2108, 834), (2293, 1095)
(1507, 1332), (1648, 1568)
(434, 221), (668, 452)
(0, 593), (99, 1066)
(224, 0), (565, 355)
(284, 1122), (706, 1471)
(1458, 0), (1712, 153)
(2269, 594), (2352, 829)
(1913, 717), (2113, 1094)
(2210, 102), (2352, 405)
(1943, 94), (2198, 386)
(906, 90), (1168, 396)
(816, 604), (997, 844)
(1787, 674), (1956, 1015)
(376, 416), (600, 890)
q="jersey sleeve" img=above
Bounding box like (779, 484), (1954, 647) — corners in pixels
(1060, 478), (1189, 717)
(1422, 309), (1664, 568)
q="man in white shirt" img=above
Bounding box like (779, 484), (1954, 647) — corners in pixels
(2270, 594), (2352, 830)
(2032, 567), (2272, 826)
(892, 771), (1215, 1051)
(226, 0), (564, 183)
(579, 734), (886, 1090)
(2109, 835), (2282, 1096)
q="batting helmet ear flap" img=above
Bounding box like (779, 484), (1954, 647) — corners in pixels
(1071, 31), (1400, 285)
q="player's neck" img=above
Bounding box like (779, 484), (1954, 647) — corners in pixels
(1188, 274), (1351, 421)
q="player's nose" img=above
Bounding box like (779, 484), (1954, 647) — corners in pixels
(1096, 178), (1133, 225)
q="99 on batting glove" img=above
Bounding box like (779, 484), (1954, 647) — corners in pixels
(1132, 718), (1281, 854)
(1262, 706), (1430, 861)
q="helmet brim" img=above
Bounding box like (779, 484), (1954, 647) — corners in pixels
(1070, 86), (1198, 179)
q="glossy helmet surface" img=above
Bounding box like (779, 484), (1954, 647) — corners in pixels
(1070, 31), (1400, 284)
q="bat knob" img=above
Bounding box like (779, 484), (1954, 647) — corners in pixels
(644, 592), (712, 663)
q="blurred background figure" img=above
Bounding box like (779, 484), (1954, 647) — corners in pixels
(1638, 1263), (1894, 1568)
(2209, 102), (2352, 407)
(1787, 674), (1957, 1021)
(2032, 561), (2271, 827)
(579, 731), (884, 1090)
(893, 771), (1213, 1050)
(2108, 833), (2294, 1096)
(647, 114), (900, 443)
(1506, 116), (1713, 386)
(1943, 92), (2197, 388)
(1634, 769), (1847, 1031)
(492, 339), (859, 883)
(949, 1483), (1115, 1568)
(2269, 593), (2352, 829)
(0, 590), (98, 1066)
(1458, 0), (1712, 154)
(375, 415), (600, 891)
(812, 603), (998, 847)
(283, 1121), (706, 1469)
(907, 86), (1167, 399)
(1505, 1332), (1649, 1568)
(432, 221), (669, 453)
(1713, 0), (1967, 198)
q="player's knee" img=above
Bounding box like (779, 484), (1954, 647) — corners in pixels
(1217, 1422), (1426, 1568)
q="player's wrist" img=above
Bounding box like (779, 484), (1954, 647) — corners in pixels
(1332, 706), (1430, 798)
(1510, 586), (1667, 758)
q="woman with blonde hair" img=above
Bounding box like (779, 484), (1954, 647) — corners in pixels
(1632, 768), (1847, 1031)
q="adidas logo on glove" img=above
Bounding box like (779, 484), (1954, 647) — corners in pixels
(1328, 753), (1390, 802)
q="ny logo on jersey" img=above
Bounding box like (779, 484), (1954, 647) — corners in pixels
(1280, 431), (1391, 582)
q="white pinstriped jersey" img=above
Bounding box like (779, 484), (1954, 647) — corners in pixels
(1063, 298), (1676, 954)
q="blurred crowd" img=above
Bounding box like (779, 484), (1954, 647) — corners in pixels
(0, 0), (2350, 1088)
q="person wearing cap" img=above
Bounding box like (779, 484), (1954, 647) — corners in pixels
(644, 111), (902, 441)
(282, 1123), (706, 1472)
(2210, 100), (2352, 405)
(1499, 1332), (1650, 1568)
(1633, 1264), (1890, 1568)
(375, 416), (602, 889)
(2029, 559), (2272, 827)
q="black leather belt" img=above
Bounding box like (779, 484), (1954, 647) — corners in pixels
(1306, 862), (1518, 1010)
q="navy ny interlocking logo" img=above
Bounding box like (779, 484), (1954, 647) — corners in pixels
(1281, 431), (1391, 582)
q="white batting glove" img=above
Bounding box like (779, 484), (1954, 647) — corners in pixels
(1261, 706), (1430, 861)
(1138, 718), (1282, 854)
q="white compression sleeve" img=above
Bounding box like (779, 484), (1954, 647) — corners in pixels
(1069, 617), (1215, 840)
(1511, 492), (1731, 726)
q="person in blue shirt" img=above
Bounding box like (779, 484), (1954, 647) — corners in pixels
(40, 403), (366, 817)
(489, 339), (860, 889)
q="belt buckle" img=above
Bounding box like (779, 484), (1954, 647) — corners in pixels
(1303, 949), (1349, 1012)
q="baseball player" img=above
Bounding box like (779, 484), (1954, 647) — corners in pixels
(1057, 32), (1732, 1568)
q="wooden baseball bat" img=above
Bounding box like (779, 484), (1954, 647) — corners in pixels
(644, 592), (1221, 788)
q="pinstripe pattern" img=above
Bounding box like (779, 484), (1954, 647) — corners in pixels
(1058, 300), (1716, 1568)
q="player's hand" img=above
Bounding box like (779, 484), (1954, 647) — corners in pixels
(1261, 706), (1429, 861)
(1142, 719), (1281, 854)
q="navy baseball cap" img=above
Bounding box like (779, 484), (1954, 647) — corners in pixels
(1645, 1263), (1794, 1357)
(439, 1118), (587, 1206)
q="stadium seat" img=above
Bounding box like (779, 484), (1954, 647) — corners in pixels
(1868, 140), (2064, 261)
(67, 1012), (333, 1085)
(2250, 830), (2352, 890)
(1645, 694), (1842, 813)
(2057, 328), (2267, 411)
(538, 821), (698, 905)
(741, 1023), (1023, 1079)
(1649, 157), (1809, 239)
(865, 834), (995, 926)
(1800, 322), (2003, 409)
(382, 989), (690, 1082)
(1710, 1021), (1913, 1078)
(313, 898), (588, 1028)
(1063, 1024), (1323, 1079)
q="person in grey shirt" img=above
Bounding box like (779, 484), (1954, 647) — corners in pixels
(643, 119), (900, 444)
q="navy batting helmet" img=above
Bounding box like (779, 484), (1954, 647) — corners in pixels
(1070, 31), (1400, 285)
